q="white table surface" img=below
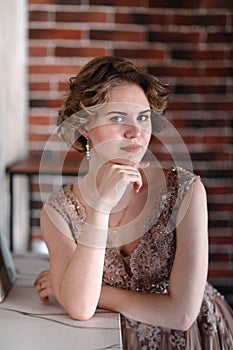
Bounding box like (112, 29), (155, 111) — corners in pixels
(0, 253), (123, 350)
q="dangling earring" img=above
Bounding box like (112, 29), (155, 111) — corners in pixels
(86, 137), (91, 160)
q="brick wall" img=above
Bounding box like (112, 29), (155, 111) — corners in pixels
(28, 0), (233, 305)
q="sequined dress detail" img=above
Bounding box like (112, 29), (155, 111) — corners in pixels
(47, 167), (233, 349)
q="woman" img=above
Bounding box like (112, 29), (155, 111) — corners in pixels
(35, 56), (233, 349)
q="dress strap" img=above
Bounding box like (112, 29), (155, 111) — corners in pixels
(157, 167), (179, 228)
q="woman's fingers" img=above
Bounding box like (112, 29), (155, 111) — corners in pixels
(37, 287), (53, 303)
(84, 159), (150, 211)
(34, 270), (50, 286)
(34, 270), (55, 302)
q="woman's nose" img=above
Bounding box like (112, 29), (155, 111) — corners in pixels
(124, 124), (141, 139)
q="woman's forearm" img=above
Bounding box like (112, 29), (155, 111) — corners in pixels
(98, 285), (201, 331)
(43, 207), (110, 320)
(58, 243), (107, 320)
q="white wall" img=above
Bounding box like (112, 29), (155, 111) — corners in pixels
(0, 0), (28, 251)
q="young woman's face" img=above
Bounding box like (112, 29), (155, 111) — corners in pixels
(86, 84), (152, 164)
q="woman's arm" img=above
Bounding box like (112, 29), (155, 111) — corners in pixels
(98, 179), (209, 331)
(39, 160), (145, 320)
(41, 206), (109, 320)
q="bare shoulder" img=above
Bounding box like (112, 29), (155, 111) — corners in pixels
(177, 175), (208, 231)
(184, 175), (207, 205)
(40, 203), (76, 252)
(40, 204), (57, 242)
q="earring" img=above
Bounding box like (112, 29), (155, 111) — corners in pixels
(86, 137), (91, 160)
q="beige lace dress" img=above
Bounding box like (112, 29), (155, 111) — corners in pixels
(46, 167), (233, 349)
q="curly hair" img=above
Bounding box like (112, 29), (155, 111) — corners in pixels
(58, 56), (170, 152)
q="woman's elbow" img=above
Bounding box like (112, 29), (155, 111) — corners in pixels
(176, 313), (196, 332)
(66, 304), (96, 321)
(58, 296), (96, 321)
(174, 301), (202, 331)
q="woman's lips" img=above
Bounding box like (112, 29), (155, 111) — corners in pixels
(120, 144), (142, 153)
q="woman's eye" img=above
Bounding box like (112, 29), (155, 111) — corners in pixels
(137, 114), (150, 121)
(110, 116), (124, 123)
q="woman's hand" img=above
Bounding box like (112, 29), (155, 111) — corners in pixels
(34, 270), (55, 302)
(84, 160), (150, 213)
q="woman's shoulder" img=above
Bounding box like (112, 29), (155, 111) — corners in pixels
(146, 165), (203, 211)
(46, 184), (86, 222)
(175, 166), (200, 182)
(145, 164), (200, 188)
(169, 166), (201, 191)
(43, 184), (85, 243)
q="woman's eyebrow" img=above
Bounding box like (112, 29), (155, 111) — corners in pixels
(138, 109), (151, 114)
(106, 109), (151, 116)
(106, 111), (127, 116)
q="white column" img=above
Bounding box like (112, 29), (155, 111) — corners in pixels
(0, 0), (28, 251)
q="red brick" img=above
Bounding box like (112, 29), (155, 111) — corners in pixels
(29, 133), (50, 142)
(199, 169), (233, 179)
(116, 13), (227, 27)
(209, 217), (232, 228)
(171, 14), (227, 26)
(228, 50), (233, 60)
(209, 236), (233, 245)
(206, 186), (233, 195)
(115, 13), (169, 26)
(203, 136), (233, 145)
(208, 270), (233, 278)
(148, 65), (199, 77)
(29, 0), (55, 3)
(171, 118), (228, 128)
(179, 136), (199, 144)
(29, 46), (48, 57)
(30, 233), (43, 240)
(29, 11), (49, 22)
(171, 49), (225, 61)
(55, 46), (108, 57)
(56, 11), (107, 23)
(31, 201), (43, 209)
(210, 252), (231, 263)
(29, 116), (51, 125)
(29, 29), (82, 40)
(114, 48), (166, 60)
(204, 0), (233, 9)
(209, 203), (233, 211)
(30, 98), (61, 108)
(191, 152), (231, 162)
(169, 101), (233, 112)
(205, 67), (233, 77)
(30, 218), (40, 227)
(55, 0), (83, 4)
(29, 82), (50, 91)
(29, 64), (80, 75)
(90, 0), (144, 6)
(207, 32), (233, 43)
(174, 84), (227, 94)
(58, 81), (69, 91)
(90, 29), (145, 42)
(149, 31), (201, 43)
(148, 0), (202, 8)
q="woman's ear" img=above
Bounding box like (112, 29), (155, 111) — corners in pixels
(77, 126), (88, 138)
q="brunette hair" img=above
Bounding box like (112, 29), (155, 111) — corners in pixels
(58, 56), (170, 152)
